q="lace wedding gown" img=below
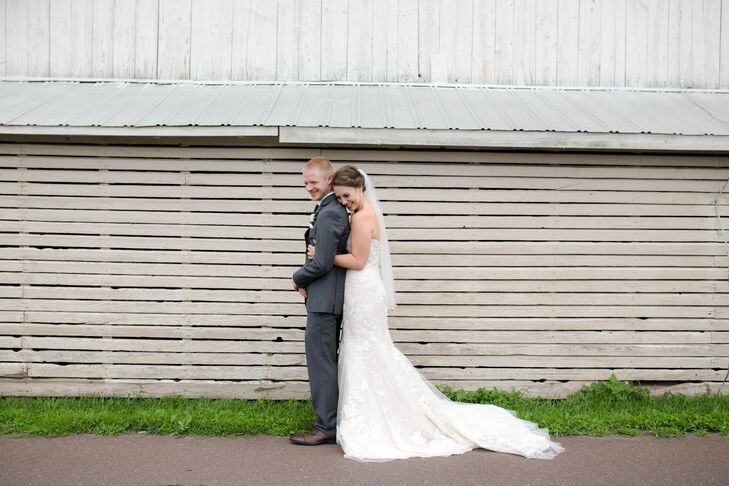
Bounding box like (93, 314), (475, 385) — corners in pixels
(336, 239), (564, 462)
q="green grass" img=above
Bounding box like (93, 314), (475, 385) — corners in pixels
(1, 376), (727, 438)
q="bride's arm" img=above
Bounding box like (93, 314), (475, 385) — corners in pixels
(333, 212), (371, 271)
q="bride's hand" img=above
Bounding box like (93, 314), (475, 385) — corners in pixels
(307, 244), (316, 259)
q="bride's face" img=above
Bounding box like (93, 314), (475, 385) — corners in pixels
(334, 184), (364, 212)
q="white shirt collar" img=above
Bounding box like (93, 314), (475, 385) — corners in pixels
(316, 191), (335, 208)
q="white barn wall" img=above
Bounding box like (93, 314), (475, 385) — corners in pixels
(3, 0), (728, 88)
(0, 143), (727, 398)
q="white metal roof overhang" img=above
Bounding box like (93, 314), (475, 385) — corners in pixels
(1, 79), (728, 152)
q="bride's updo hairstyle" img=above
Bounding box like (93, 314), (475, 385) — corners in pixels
(332, 165), (366, 191)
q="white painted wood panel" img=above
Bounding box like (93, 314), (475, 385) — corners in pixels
(678, 0), (693, 87)
(190, 0), (233, 80)
(91, 0), (115, 78)
(230, 0), (252, 79)
(111, 0), (136, 78)
(48, 0), (71, 77)
(418, 0), (439, 82)
(297, 0), (321, 80)
(69, 0), (93, 78)
(397, 0), (419, 82)
(721, 0), (729, 87)
(2, 0), (728, 87)
(133, 0), (159, 79)
(6, 0), (29, 75)
(625, 0), (649, 87)
(158, 0), (192, 79)
(278, 0), (301, 81)
(535, 0), (558, 85)
(0, 0), (6, 77)
(246, 0), (277, 80)
(667, 0), (681, 88)
(512, 0), (535, 85)
(320, 0), (348, 80)
(494, 0), (514, 84)
(647, 0), (669, 88)
(557, 0), (579, 85)
(439, 0), (473, 83)
(577, 0), (600, 86)
(27, 0), (50, 77)
(697, 0), (722, 88)
(471, 0), (496, 83)
(346, 0), (373, 81)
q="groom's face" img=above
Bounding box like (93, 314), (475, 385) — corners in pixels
(303, 167), (332, 202)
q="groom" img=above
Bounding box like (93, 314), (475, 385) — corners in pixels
(290, 156), (350, 446)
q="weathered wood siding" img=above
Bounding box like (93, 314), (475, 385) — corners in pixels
(0, 144), (728, 398)
(2, 0), (728, 88)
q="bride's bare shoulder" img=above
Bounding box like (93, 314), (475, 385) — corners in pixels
(352, 205), (377, 222)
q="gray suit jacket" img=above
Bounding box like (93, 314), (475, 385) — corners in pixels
(292, 193), (350, 315)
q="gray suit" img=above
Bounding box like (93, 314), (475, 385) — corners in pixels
(292, 193), (350, 435)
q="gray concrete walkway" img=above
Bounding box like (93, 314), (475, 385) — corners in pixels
(1, 434), (728, 486)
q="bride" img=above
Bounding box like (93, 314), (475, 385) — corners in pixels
(308, 165), (564, 462)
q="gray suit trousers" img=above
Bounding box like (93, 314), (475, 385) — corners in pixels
(305, 311), (342, 436)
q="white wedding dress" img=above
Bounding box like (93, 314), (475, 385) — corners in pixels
(336, 239), (564, 462)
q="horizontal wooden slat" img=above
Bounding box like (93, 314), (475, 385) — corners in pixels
(5, 220), (725, 242)
(8, 338), (728, 357)
(2, 378), (726, 399)
(3, 195), (728, 216)
(6, 287), (727, 306)
(0, 350), (305, 366)
(3, 206), (727, 229)
(24, 363), (308, 380)
(418, 368), (727, 381)
(4, 168), (728, 192)
(0, 312), (306, 327)
(3, 242), (727, 258)
(3, 323), (723, 345)
(4, 274), (728, 293)
(5, 312), (728, 331)
(0, 324), (304, 340)
(1, 350), (721, 369)
(1, 144), (727, 168)
(17, 363), (726, 381)
(0, 378), (313, 399)
(3, 182), (729, 206)
(1, 300), (724, 318)
(5, 154), (729, 178)
(4, 261), (726, 280)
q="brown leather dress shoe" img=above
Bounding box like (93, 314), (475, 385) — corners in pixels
(289, 429), (337, 446)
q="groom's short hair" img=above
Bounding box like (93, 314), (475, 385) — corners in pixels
(304, 156), (333, 176)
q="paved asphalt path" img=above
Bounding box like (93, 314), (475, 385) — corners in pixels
(1, 434), (728, 486)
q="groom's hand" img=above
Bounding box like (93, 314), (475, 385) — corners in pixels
(293, 281), (308, 298)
